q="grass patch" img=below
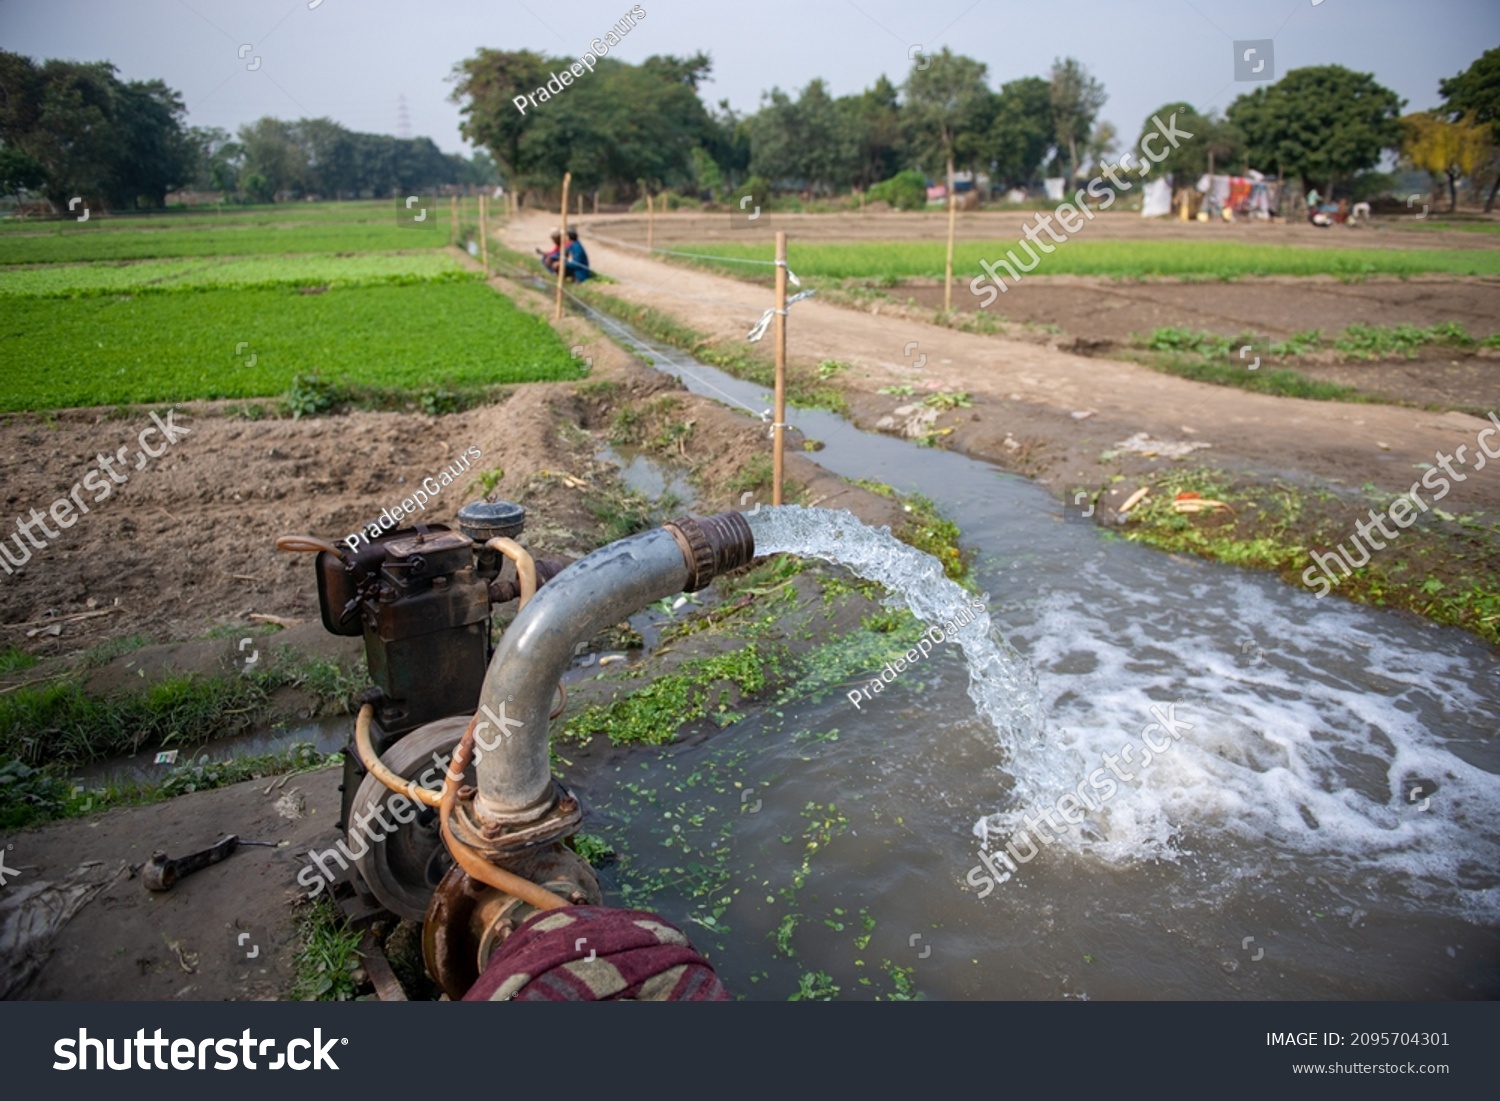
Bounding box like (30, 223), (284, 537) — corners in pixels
(0, 741), (335, 831)
(0, 252), (473, 298)
(1132, 323), (1495, 403)
(585, 482), (685, 544)
(0, 647), (38, 675)
(671, 239), (1500, 282)
(291, 896), (367, 1001)
(0, 647), (365, 769)
(853, 480), (972, 584)
(562, 643), (771, 745)
(1138, 353), (1363, 401)
(720, 453), (809, 506)
(1119, 469), (1500, 646)
(0, 281), (582, 412)
(0, 210), (451, 264)
(78, 633), (154, 668)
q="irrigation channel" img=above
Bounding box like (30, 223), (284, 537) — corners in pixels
(568, 300), (1500, 1000)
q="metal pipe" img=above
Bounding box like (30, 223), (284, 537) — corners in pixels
(472, 514), (753, 822)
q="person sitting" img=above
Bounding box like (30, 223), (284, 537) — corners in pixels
(537, 230), (562, 274)
(565, 228), (592, 282)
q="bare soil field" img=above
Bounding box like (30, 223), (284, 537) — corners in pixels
(892, 277), (1500, 412)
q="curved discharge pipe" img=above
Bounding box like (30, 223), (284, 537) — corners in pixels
(473, 513), (754, 822)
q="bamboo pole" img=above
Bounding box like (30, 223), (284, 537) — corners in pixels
(772, 230), (788, 506)
(555, 171), (571, 320)
(479, 193), (489, 274)
(944, 154), (957, 314)
(450, 194), (457, 246)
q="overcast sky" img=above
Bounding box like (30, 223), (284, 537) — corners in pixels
(2, 0), (1495, 156)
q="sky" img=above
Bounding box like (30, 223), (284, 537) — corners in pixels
(1, 0), (1496, 156)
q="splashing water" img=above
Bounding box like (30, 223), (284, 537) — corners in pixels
(745, 506), (1044, 753)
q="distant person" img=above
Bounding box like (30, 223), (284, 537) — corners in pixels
(537, 230), (562, 275)
(565, 227), (591, 282)
(1305, 187), (1332, 226)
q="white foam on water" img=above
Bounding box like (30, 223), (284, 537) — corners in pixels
(987, 576), (1500, 921)
(746, 505), (1499, 921)
(745, 505), (1044, 751)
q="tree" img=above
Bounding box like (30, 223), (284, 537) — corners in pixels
(843, 75), (904, 191)
(903, 48), (990, 311)
(1401, 111), (1491, 211)
(1049, 57), (1106, 180)
(187, 126), (241, 195)
(448, 49), (555, 192)
(109, 78), (195, 207)
(450, 49), (717, 201)
(903, 48), (991, 179)
(1133, 102), (1243, 182)
(1439, 47), (1500, 210)
(237, 117), (303, 200)
(0, 145), (47, 206)
(0, 52), (196, 210)
(1227, 65), (1404, 195)
(747, 79), (857, 195)
(1083, 120), (1118, 179)
(0, 53), (121, 208)
(986, 76), (1052, 190)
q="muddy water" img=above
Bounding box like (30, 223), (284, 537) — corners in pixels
(570, 303), (1500, 1000)
(71, 716), (353, 789)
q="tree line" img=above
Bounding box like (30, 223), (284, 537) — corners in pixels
(0, 50), (494, 211)
(451, 44), (1500, 212)
(3, 44), (1497, 213)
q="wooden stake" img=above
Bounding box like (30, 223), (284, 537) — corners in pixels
(772, 230), (788, 506)
(646, 189), (655, 251)
(555, 171), (571, 320)
(479, 194), (489, 274)
(450, 194), (457, 246)
(944, 154), (957, 314)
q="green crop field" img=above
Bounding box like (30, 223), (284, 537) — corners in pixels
(0, 215), (455, 264)
(0, 281), (581, 412)
(673, 239), (1500, 282)
(0, 252), (474, 298)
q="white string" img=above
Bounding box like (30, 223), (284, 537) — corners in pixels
(586, 231), (781, 268)
(747, 289), (816, 343)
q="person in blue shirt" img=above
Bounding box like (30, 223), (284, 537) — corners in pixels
(565, 228), (591, 282)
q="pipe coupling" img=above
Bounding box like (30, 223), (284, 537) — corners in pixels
(662, 512), (755, 591)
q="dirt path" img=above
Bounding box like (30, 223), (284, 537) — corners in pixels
(507, 211), (1499, 513)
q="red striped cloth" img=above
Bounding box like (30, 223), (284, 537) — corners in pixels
(463, 905), (730, 1002)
